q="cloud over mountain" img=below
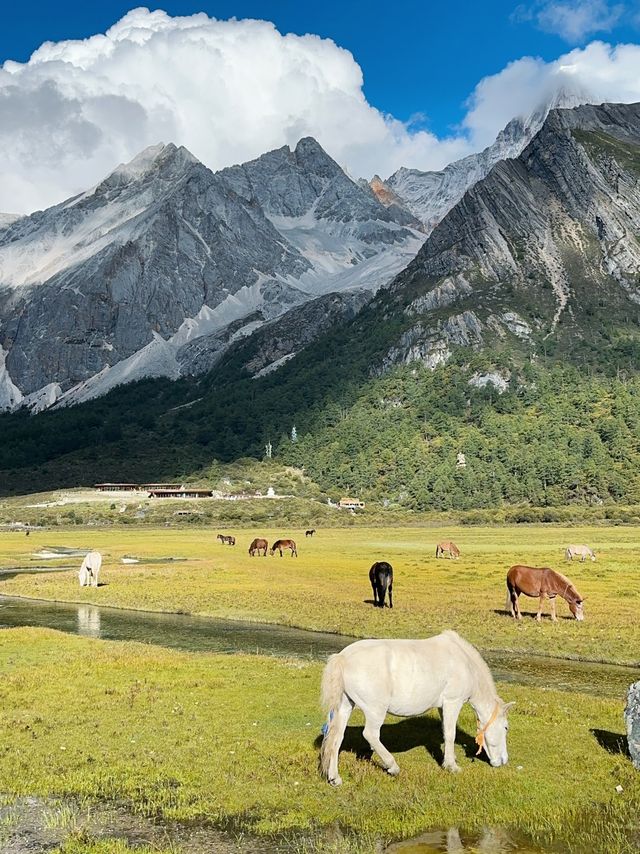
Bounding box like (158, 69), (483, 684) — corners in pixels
(2, 7), (640, 212)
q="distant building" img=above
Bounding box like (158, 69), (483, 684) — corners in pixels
(95, 482), (189, 492)
(95, 483), (139, 492)
(148, 488), (213, 499)
(141, 483), (185, 491)
(339, 497), (365, 509)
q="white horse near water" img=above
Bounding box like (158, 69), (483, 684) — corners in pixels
(565, 544), (596, 562)
(320, 630), (513, 786)
(78, 551), (102, 587)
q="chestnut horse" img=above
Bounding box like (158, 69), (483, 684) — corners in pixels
(270, 538), (298, 557)
(506, 565), (585, 621)
(369, 561), (393, 608)
(436, 541), (460, 559)
(249, 538), (268, 557)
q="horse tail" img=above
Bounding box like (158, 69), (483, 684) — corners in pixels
(565, 547), (571, 561)
(320, 654), (345, 780)
(435, 545), (439, 558)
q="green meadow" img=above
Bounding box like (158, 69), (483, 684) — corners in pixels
(0, 628), (638, 853)
(1, 524), (640, 852)
(2, 525), (639, 664)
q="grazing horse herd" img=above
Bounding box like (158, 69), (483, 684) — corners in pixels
(321, 537), (593, 786)
(70, 529), (595, 788)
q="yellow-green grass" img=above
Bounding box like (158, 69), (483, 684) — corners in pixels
(0, 627), (638, 853)
(1, 526), (639, 666)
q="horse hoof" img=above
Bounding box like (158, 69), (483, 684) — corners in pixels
(386, 763), (400, 777)
(443, 762), (461, 773)
(328, 776), (342, 787)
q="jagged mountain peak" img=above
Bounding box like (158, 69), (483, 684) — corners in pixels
(0, 129), (424, 412)
(96, 142), (200, 193)
(385, 86), (600, 233)
(379, 100), (640, 371)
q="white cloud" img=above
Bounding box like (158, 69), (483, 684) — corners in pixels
(0, 7), (470, 214)
(1, 8), (640, 214)
(514, 0), (625, 42)
(464, 41), (640, 147)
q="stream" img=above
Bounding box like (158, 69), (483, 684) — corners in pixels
(0, 594), (638, 698)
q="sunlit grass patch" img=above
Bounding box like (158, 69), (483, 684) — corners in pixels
(0, 627), (638, 852)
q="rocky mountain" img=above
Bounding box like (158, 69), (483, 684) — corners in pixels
(378, 101), (640, 370)
(385, 89), (588, 232)
(216, 137), (423, 279)
(0, 139), (423, 411)
(0, 214), (21, 230)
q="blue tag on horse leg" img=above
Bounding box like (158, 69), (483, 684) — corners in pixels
(321, 709), (334, 736)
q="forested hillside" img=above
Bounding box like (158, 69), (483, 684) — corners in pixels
(1, 344), (639, 510)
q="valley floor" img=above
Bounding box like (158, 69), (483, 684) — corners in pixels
(1, 525), (639, 665)
(1, 525), (639, 853)
(0, 628), (638, 853)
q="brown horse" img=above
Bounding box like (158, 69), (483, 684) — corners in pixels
(270, 539), (298, 557)
(506, 565), (585, 621)
(217, 534), (235, 545)
(249, 538), (268, 557)
(436, 540), (460, 559)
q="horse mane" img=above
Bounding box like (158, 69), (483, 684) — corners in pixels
(440, 630), (497, 695)
(548, 568), (582, 599)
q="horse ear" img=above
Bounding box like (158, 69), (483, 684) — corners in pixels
(502, 701), (516, 714)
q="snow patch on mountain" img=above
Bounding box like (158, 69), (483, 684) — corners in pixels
(21, 383), (63, 413)
(56, 333), (180, 408)
(0, 213), (21, 231)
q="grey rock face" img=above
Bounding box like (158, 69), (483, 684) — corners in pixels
(383, 310), (483, 371)
(405, 275), (472, 316)
(386, 88), (589, 232)
(626, 681), (640, 770)
(0, 143), (308, 395)
(0, 136), (423, 409)
(218, 137), (416, 243)
(232, 289), (371, 378)
(382, 101), (640, 370)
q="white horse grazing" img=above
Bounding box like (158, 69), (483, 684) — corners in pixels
(565, 544), (596, 562)
(320, 630), (513, 786)
(78, 551), (102, 587)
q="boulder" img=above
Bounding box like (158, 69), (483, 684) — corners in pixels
(624, 681), (640, 769)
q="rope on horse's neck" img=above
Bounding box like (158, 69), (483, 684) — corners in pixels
(475, 702), (500, 756)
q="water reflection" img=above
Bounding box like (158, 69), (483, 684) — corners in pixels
(387, 826), (542, 853)
(77, 604), (101, 638)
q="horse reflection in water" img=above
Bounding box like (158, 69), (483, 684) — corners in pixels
(388, 826), (524, 852)
(77, 604), (101, 638)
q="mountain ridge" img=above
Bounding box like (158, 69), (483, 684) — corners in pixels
(0, 137), (423, 411)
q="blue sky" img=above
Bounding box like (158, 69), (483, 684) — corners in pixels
(2, 0), (639, 137)
(2, 1), (640, 212)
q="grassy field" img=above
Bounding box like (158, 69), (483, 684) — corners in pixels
(0, 627), (638, 854)
(1, 525), (639, 665)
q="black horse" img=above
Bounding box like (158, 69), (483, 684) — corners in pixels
(369, 561), (393, 609)
(305, 529), (316, 537)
